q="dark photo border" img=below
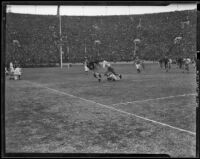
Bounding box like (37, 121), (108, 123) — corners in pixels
(1, 1), (199, 158)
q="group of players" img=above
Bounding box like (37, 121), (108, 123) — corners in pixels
(158, 56), (194, 73)
(84, 57), (122, 82)
(5, 55), (195, 82)
(83, 56), (146, 82)
(84, 55), (195, 82)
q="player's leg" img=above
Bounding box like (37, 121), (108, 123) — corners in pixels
(186, 64), (189, 72)
(93, 72), (102, 82)
(106, 73), (113, 81)
(137, 68), (141, 73)
(93, 72), (98, 78)
(166, 63), (169, 72)
(182, 63), (185, 73)
(9, 71), (14, 80)
(109, 73), (118, 81)
(180, 61), (183, 69)
(164, 61), (167, 70)
(84, 65), (89, 74)
(119, 74), (122, 79)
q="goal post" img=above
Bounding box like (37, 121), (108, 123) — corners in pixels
(57, 5), (63, 68)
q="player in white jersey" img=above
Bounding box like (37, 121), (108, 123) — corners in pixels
(101, 60), (111, 68)
(134, 57), (142, 73)
(84, 57), (89, 73)
(183, 57), (191, 73)
(168, 58), (172, 69)
(9, 62), (14, 73)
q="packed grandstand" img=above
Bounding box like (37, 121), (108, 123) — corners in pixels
(5, 10), (196, 67)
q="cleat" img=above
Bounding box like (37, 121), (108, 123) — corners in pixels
(119, 74), (122, 79)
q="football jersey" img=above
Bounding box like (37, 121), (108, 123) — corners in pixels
(135, 59), (140, 64)
(102, 60), (111, 68)
(186, 58), (191, 64)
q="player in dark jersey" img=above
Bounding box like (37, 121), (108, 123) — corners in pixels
(87, 60), (102, 82)
(163, 56), (170, 72)
(134, 57), (142, 73)
(159, 58), (163, 69)
(177, 57), (184, 69)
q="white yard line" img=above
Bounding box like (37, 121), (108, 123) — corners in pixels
(25, 80), (196, 136)
(112, 93), (196, 106)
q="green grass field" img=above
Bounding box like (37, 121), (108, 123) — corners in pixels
(5, 63), (197, 157)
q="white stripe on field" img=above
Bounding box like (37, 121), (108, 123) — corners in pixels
(112, 93), (196, 106)
(25, 80), (196, 135)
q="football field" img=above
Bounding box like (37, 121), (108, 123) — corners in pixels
(5, 63), (197, 157)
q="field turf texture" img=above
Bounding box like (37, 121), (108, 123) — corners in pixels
(5, 63), (197, 157)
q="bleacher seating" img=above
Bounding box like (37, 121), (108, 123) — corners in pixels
(6, 10), (196, 67)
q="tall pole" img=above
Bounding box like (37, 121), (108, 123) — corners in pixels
(58, 5), (63, 68)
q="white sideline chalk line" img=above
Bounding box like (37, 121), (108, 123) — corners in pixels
(112, 93), (196, 106)
(25, 80), (196, 136)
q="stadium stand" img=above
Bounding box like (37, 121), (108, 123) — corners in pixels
(5, 10), (196, 67)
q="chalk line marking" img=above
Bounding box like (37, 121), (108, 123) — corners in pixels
(112, 93), (196, 106)
(25, 80), (196, 135)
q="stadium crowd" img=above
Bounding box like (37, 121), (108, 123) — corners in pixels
(5, 10), (196, 67)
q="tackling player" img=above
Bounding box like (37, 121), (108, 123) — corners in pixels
(102, 60), (122, 81)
